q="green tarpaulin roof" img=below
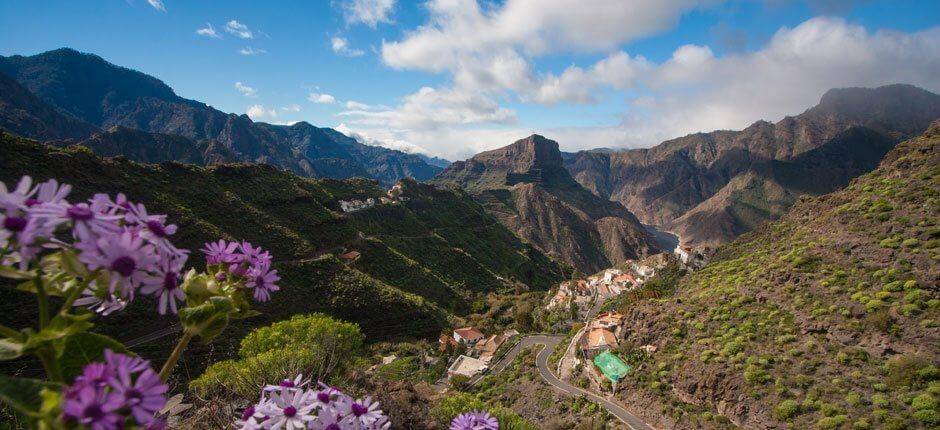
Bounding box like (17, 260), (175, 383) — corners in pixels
(593, 351), (631, 382)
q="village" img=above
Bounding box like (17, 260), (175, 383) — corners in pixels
(432, 244), (713, 392)
(338, 182), (408, 213)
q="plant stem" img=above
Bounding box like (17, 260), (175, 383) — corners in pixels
(59, 271), (98, 315)
(34, 274), (49, 329)
(37, 349), (63, 383)
(159, 330), (195, 382)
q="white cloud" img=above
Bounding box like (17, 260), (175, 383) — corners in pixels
(341, 0), (395, 28)
(345, 16), (940, 159)
(339, 86), (515, 130)
(246, 104), (277, 120)
(234, 82), (257, 97)
(196, 23), (221, 39)
(147, 0), (166, 12)
(331, 37), (365, 57)
(308, 92), (337, 104)
(281, 104), (302, 112)
(238, 47), (267, 56)
(226, 20), (254, 39)
(345, 100), (371, 110)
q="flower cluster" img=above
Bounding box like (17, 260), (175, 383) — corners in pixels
(61, 350), (168, 429)
(202, 239), (279, 302)
(0, 176), (189, 315)
(236, 375), (389, 430)
(450, 411), (499, 430)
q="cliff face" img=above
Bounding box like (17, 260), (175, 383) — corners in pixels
(565, 84), (940, 247)
(434, 134), (658, 273)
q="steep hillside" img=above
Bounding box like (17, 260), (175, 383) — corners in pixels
(614, 123), (940, 429)
(434, 134), (658, 273)
(565, 84), (940, 247)
(0, 134), (565, 372)
(0, 70), (97, 140)
(0, 48), (441, 185)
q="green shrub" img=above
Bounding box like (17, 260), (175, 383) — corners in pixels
(773, 399), (800, 420)
(911, 393), (936, 411)
(852, 418), (870, 430)
(190, 314), (364, 398)
(431, 392), (536, 429)
(870, 393), (889, 407)
(914, 409), (939, 425)
(817, 415), (848, 429)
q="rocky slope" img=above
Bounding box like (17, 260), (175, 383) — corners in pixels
(615, 122), (940, 429)
(565, 84), (940, 247)
(434, 134), (658, 273)
(0, 48), (441, 185)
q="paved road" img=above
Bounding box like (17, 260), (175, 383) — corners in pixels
(480, 334), (655, 430)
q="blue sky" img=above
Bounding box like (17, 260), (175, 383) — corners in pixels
(1, 0), (938, 159)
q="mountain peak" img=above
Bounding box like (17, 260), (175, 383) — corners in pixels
(498, 134), (564, 169)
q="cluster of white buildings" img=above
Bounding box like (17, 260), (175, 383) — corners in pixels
(339, 183), (410, 213)
(673, 244), (713, 270)
(546, 264), (658, 312)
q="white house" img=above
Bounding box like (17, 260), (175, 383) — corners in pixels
(447, 355), (488, 379)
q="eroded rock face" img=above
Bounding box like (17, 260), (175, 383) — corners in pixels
(435, 134), (658, 273)
(565, 84), (940, 247)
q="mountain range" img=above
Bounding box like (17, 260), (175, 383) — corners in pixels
(434, 134), (659, 273)
(564, 84), (940, 247)
(0, 48), (444, 185)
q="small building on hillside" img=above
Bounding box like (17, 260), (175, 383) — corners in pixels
(592, 350), (632, 391)
(339, 250), (361, 263)
(473, 334), (508, 363)
(453, 327), (485, 345)
(590, 311), (625, 336)
(447, 355), (488, 379)
(580, 327), (618, 358)
(439, 334), (459, 351)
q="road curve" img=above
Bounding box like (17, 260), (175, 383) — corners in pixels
(480, 334), (655, 430)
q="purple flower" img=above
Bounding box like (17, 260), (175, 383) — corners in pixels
(450, 412), (499, 430)
(73, 287), (128, 315)
(62, 351), (167, 428)
(202, 239), (239, 265)
(61, 385), (123, 430)
(141, 252), (188, 314)
(245, 262), (280, 302)
(0, 176), (35, 212)
(239, 241), (272, 266)
(341, 396), (387, 428)
(77, 230), (159, 299)
(109, 368), (167, 424)
(126, 202), (182, 255)
(31, 178), (71, 206)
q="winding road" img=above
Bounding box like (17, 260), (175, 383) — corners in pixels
(478, 334), (654, 430)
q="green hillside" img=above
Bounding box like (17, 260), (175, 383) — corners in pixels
(616, 123), (940, 429)
(0, 134), (565, 374)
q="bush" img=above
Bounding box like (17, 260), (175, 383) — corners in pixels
(190, 313), (364, 398)
(773, 399), (800, 420)
(816, 415), (848, 429)
(914, 409), (939, 425)
(911, 393), (936, 411)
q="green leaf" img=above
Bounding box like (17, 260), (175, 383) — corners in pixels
(24, 313), (93, 351)
(0, 338), (24, 360)
(58, 249), (89, 278)
(0, 265), (34, 281)
(0, 374), (62, 416)
(59, 332), (128, 381)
